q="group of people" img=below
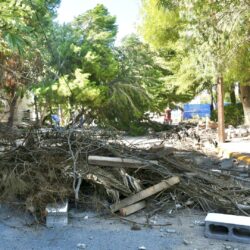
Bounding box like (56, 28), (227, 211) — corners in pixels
(51, 113), (85, 129)
(50, 108), (175, 128)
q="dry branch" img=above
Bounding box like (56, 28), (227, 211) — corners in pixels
(1, 125), (250, 220)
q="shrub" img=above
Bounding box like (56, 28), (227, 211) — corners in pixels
(128, 122), (148, 136)
(211, 103), (244, 127)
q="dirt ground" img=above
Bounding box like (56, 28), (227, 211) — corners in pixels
(0, 204), (248, 250)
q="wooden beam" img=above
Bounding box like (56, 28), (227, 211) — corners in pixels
(110, 176), (180, 212)
(119, 201), (146, 216)
(88, 155), (158, 168)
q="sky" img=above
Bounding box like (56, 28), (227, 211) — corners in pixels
(56, 0), (141, 43)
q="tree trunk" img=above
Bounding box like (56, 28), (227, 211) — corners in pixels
(217, 76), (225, 143)
(7, 94), (18, 127)
(230, 84), (236, 104)
(209, 86), (214, 112)
(239, 85), (250, 125)
(34, 95), (40, 126)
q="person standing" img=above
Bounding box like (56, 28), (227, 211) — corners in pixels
(164, 108), (172, 125)
(51, 114), (60, 128)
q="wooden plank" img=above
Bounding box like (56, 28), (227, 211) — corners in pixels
(110, 176), (180, 212)
(119, 201), (146, 216)
(88, 155), (158, 168)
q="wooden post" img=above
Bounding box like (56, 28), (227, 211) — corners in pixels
(217, 76), (225, 143)
(110, 176), (180, 213)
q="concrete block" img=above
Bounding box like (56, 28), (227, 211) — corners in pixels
(46, 200), (68, 228)
(219, 159), (234, 170)
(205, 213), (250, 243)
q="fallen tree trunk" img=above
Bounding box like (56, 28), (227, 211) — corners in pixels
(110, 176), (180, 212)
(88, 155), (158, 168)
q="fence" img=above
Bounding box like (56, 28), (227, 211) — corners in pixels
(183, 104), (211, 119)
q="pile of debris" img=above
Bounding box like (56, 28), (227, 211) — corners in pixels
(0, 126), (250, 220)
(160, 122), (250, 155)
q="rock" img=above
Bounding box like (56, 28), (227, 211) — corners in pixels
(185, 200), (194, 206)
(149, 219), (157, 224)
(237, 128), (248, 137)
(183, 239), (191, 245)
(166, 229), (176, 233)
(193, 156), (206, 165)
(77, 243), (86, 249)
(138, 246), (146, 250)
(193, 220), (205, 226)
(239, 173), (249, 178)
(237, 163), (247, 169)
(224, 245), (232, 250)
(131, 224), (141, 231)
(175, 203), (182, 209)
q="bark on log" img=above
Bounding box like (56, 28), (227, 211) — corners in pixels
(110, 176), (180, 212)
(88, 155), (158, 168)
(119, 201), (146, 216)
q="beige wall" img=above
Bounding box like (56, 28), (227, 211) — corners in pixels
(0, 92), (36, 124)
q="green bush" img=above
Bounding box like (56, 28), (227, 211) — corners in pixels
(211, 103), (244, 127)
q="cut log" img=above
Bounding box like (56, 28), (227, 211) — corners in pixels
(110, 176), (180, 212)
(88, 155), (158, 168)
(120, 201), (146, 216)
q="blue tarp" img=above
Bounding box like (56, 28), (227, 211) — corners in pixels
(183, 104), (211, 119)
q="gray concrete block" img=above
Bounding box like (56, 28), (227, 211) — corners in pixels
(46, 214), (68, 228)
(46, 200), (68, 228)
(205, 213), (250, 244)
(219, 159), (234, 170)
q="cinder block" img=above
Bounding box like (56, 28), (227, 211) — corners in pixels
(205, 213), (250, 243)
(46, 200), (68, 228)
(219, 159), (234, 170)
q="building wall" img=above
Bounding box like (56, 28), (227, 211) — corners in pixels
(0, 92), (35, 124)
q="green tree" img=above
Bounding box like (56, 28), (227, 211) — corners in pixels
(35, 5), (157, 130)
(225, 43), (250, 124)
(139, 0), (199, 103)
(0, 0), (60, 126)
(73, 4), (118, 84)
(140, 0), (250, 125)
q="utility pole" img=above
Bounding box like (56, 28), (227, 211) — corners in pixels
(217, 76), (225, 143)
